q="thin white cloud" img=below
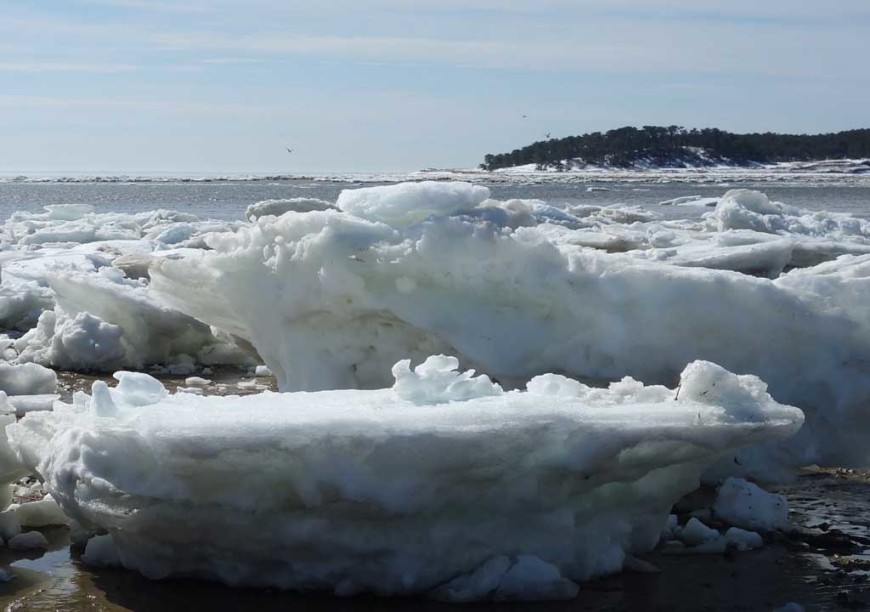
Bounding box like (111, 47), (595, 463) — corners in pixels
(201, 58), (264, 65)
(0, 62), (137, 73)
(148, 27), (869, 79)
(0, 94), (281, 116)
(75, 0), (209, 13)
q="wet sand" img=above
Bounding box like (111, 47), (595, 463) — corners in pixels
(4, 372), (869, 610)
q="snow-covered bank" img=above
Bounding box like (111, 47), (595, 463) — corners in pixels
(6, 358), (802, 600)
(148, 182), (870, 477)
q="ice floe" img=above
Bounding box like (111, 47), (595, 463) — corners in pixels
(6, 358), (801, 599)
(142, 183), (870, 477)
(1, 180), (868, 599)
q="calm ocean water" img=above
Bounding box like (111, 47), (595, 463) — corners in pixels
(2, 179), (870, 221)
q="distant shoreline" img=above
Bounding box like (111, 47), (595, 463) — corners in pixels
(2, 158), (870, 186)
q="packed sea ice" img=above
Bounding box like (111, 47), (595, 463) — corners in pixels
(6, 357), (802, 599)
(0, 180), (869, 599)
(1, 204), (253, 373)
(145, 182), (870, 477)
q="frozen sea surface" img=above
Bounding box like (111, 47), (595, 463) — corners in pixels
(2, 177), (870, 221)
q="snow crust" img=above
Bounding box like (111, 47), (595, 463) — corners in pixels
(7, 358), (801, 599)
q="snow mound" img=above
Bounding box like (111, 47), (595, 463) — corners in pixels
(7, 358), (802, 600)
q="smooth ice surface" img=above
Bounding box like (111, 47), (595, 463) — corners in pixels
(0, 362), (57, 396)
(246, 198), (336, 220)
(0, 510), (21, 540)
(8, 530), (48, 550)
(13, 497), (70, 527)
(4, 394), (59, 416)
(8, 358), (801, 600)
(148, 182), (870, 476)
(335, 181), (490, 227)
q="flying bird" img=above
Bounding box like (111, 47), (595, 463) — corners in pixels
(286, 147), (293, 154)
(545, 132), (551, 139)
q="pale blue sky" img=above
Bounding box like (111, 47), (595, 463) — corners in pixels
(1, 0), (868, 173)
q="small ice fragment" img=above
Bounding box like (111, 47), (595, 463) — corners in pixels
(713, 477), (789, 531)
(8, 530), (48, 550)
(14, 498), (70, 527)
(0, 509), (20, 540)
(724, 527), (763, 551)
(494, 556), (579, 601)
(680, 517), (720, 546)
(82, 534), (121, 566)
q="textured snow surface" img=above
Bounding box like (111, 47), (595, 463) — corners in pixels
(1, 181), (868, 598)
(7, 358), (801, 599)
(1, 206), (252, 372)
(145, 183), (870, 476)
(713, 477), (790, 531)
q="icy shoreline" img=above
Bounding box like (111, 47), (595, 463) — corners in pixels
(1, 179), (869, 600)
(2, 158), (870, 186)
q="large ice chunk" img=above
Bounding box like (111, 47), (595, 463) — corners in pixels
(149, 183), (870, 475)
(336, 181), (490, 227)
(0, 362), (57, 396)
(713, 477), (790, 531)
(7, 358), (802, 600)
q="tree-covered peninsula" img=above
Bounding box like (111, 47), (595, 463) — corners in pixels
(481, 126), (870, 171)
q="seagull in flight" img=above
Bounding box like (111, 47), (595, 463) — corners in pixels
(286, 147), (293, 154)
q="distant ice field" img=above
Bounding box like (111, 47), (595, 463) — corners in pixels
(3, 176), (870, 599)
(2, 179), (869, 221)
